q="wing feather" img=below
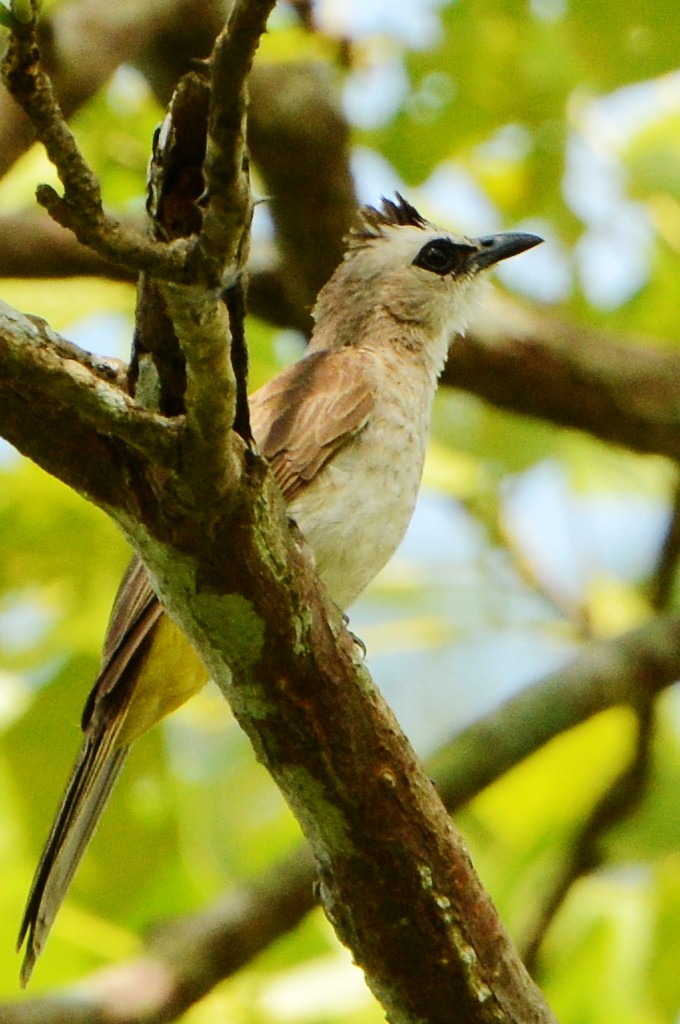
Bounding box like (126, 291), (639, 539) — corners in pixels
(250, 349), (377, 501)
(81, 558), (162, 728)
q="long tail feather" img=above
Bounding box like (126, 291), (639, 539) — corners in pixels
(17, 559), (187, 984)
(18, 735), (130, 986)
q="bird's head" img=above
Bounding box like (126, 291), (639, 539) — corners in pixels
(310, 194), (542, 363)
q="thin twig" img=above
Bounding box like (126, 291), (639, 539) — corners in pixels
(196, 0), (277, 281)
(0, 5), (196, 284)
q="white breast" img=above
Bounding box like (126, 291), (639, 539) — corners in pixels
(288, 348), (438, 610)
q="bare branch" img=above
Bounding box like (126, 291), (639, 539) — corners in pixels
(197, 0), (277, 280)
(0, 9), (199, 283)
(0, 0), (227, 178)
(0, 301), (180, 477)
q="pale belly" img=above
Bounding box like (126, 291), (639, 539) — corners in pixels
(289, 406), (430, 610)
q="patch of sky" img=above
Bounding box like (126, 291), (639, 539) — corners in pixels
(351, 146), (405, 204)
(273, 329), (307, 368)
(575, 219), (652, 309)
(502, 459), (669, 606)
(343, 57), (409, 129)
(399, 490), (486, 566)
(497, 220), (572, 303)
(65, 310), (134, 361)
(584, 71), (680, 148)
(565, 132), (652, 308)
(529, 0), (566, 22)
(0, 439), (19, 466)
(316, 0), (448, 48)
(476, 123), (533, 164)
(564, 73), (680, 308)
(0, 667), (28, 727)
(371, 623), (578, 758)
(420, 163), (499, 234)
(0, 590), (54, 655)
(106, 65), (154, 116)
(252, 199), (276, 242)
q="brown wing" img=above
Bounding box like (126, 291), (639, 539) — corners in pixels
(81, 555), (162, 728)
(250, 349), (377, 502)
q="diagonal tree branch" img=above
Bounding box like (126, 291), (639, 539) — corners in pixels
(0, 302), (179, 461)
(0, 300), (181, 517)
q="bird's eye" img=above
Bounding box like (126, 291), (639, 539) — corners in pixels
(412, 238), (471, 276)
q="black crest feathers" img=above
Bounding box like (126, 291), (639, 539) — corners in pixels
(350, 193), (429, 248)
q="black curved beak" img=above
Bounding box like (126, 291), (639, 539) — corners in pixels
(467, 232), (543, 271)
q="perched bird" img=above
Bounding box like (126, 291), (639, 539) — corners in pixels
(18, 195), (541, 983)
